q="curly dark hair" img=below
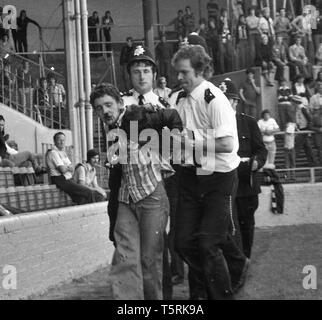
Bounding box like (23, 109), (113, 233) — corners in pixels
(90, 82), (123, 107)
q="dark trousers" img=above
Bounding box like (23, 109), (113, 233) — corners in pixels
(51, 175), (104, 205)
(18, 34), (28, 53)
(295, 133), (315, 166)
(103, 29), (112, 54)
(11, 29), (18, 52)
(235, 196), (259, 259)
(175, 168), (245, 300)
(165, 172), (184, 280)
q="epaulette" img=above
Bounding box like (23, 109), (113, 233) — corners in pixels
(159, 96), (170, 108)
(176, 90), (188, 105)
(121, 91), (133, 97)
(204, 88), (215, 103)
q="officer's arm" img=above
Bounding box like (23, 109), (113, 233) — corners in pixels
(250, 119), (268, 170)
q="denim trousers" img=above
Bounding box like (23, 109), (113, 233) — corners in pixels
(110, 182), (169, 300)
(175, 168), (245, 300)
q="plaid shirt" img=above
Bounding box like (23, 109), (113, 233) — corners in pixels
(118, 141), (169, 204)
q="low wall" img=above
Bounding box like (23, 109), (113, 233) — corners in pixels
(0, 202), (113, 300)
(256, 183), (322, 227)
(0, 183), (321, 300)
(0, 103), (72, 154)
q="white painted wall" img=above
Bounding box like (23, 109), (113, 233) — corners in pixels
(0, 103), (72, 154)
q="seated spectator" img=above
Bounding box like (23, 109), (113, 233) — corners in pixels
(239, 68), (260, 118)
(292, 74), (311, 107)
(73, 149), (107, 201)
(272, 35), (288, 83)
(0, 115), (45, 174)
(258, 110), (280, 168)
(277, 78), (294, 130)
(46, 132), (103, 205)
(33, 77), (50, 125)
(288, 36), (313, 80)
(153, 76), (171, 103)
(255, 34), (275, 86)
(292, 95), (317, 167)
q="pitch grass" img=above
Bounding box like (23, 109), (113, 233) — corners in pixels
(36, 224), (322, 300)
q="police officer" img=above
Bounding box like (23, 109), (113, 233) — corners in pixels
(172, 45), (248, 300)
(219, 78), (267, 259)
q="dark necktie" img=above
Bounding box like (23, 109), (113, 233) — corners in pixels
(138, 94), (144, 105)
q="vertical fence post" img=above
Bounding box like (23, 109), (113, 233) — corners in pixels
(15, 69), (18, 110)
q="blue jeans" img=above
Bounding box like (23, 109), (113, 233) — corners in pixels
(110, 182), (169, 300)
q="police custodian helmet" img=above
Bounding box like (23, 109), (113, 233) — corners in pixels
(127, 44), (157, 71)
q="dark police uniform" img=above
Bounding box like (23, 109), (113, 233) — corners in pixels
(236, 113), (268, 258)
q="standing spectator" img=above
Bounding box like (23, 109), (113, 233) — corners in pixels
(312, 13), (322, 55)
(46, 132), (103, 205)
(196, 18), (207, 40)
(47, 74), (66, 128)
(155, 34), (172, 87)
(17, 60), (32, 112)
(292, 95), (316, 167)
(154, 76), (171, 103)
(16, 10), (41, 55)
(239, 68), (261, 118)
(309, 82), (322, 165)
(255, 34), (275, 86)
(236, 14), (249, 69)
(289, 36), (313, 80)
(277, 78), (294, 130)
(88, 11), (100, 58)
(272, 35), (289, 83)
(0, 33), (14, 59)
(0, 61), (15, 106)
(73, 149), (107, 201)
(207, 0), (219, 23)
(119, 36), (133, 92)
(0, 7), (5, 40)
(101, 11), (114, 56)
(258, 110), (280, 168)
(218, 8), (233, 74)
(183, 6), (195, 36)
(167, 10), (186, 38)
(284, 122), (297, 179)
(206, 17), (219, 73)
(258, 7), (275, 41)
(291, 8), (315, 63)
(291, 74), (311, 107)
(33, 77), (49, 125)
(246, 6), (261, 68)
(273, 7), (291, 47)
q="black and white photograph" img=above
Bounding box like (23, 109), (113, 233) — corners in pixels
(0, 0), (322, 308)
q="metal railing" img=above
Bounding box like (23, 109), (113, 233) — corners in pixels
(0, 57), (67, 130)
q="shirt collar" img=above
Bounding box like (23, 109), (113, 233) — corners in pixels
(189, 80), (207, 101)
(132, 89), (154, 103)
(53, 145), (65, 152)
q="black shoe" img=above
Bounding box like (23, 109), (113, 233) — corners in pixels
(233, 258), (250, 294)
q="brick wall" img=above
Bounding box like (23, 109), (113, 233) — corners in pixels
(0, 202), (113, 300)
(257, 183), (322, 228)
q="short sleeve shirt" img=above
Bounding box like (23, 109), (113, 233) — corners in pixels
(174, 80), (240, 172)
(46, 146), (72, 179)
(73, 162), (97, 187)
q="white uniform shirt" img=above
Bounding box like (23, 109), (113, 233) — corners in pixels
(122, 89), (167, 108)
(175, 80), (240, 173)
